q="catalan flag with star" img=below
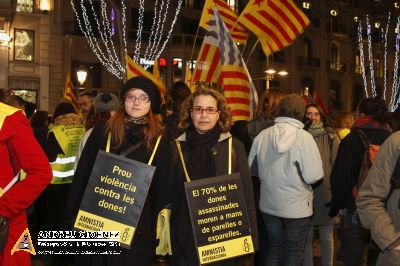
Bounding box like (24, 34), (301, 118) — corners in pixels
(63, 71), (79, 113)
(199, 0), (248, 44)
(194, 8), (258, 121)
(238, 0), (310, 55)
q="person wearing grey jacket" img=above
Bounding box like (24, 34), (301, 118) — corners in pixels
(249, 94), (324, 266)
(356, 131), (400, 266)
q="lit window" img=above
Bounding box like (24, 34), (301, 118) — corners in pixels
(16, 0), (34, 13)
(302, 2), (311, 9)
(227, 0), (237, 12)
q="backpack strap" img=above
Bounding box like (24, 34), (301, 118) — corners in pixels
(356, 129), (373, 168)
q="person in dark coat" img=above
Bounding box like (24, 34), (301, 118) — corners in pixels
(330, 97), (392, 266)
(168, 87), (258, 266)
(64, 76), (172, 266)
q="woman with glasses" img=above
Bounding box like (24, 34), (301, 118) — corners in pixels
(65, 76), (172, 266)
(302, 103), (340, 266)
(168, 87), (258, 266)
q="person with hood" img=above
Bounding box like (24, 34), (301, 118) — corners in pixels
(248, 94), (324, 266)
(0, 89), (52, 266)
(64, 76), (172, 266)
(329, 97), (391, 266)
(356, 131), (400, 266)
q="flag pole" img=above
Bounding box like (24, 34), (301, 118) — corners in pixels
(246, 39), (260, 64)
(189, 25), (201, 63)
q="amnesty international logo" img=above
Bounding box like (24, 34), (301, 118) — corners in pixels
(11, 228), (36, 255)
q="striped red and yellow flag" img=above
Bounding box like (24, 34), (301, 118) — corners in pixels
(63, 72), (79, 112)
(192, 43), (221, 85)
(238, 0), (310, 55)
(199, 0), (248, 44)
(125, 54), (166, 96)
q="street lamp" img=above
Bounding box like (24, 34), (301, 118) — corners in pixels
(265, 69), (288, 89)
(76, 65), (88, 87)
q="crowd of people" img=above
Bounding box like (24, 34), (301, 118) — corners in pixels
(0, 77), (399, 266)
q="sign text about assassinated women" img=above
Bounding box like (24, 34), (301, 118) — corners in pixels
(185, 173), (254, 265)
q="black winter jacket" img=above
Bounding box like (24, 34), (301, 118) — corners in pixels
(330, 128), (391, 214)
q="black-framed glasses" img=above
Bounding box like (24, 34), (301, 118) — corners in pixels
(192, 106), (218, 114)
(125, 94), (150, 103)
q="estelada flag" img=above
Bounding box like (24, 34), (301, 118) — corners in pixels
(238, 0), (310, 55)
(63, 72), (79, 112)
(199, 0), (248, 44)
(125, 54), (166, 97)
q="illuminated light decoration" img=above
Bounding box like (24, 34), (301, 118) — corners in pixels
(358, 21), (369, 97)
(330, 9), (337, 16)
(111, 8), (115, 36)
(366, 16), (377, 97)
(137, 0), (183, 69)
(395, 2), (400, 8)
(302, 2), (311, 9)
(71, 0), (126, 79)
(358, 14), (400, 111)
(374, 22), (380, 28)
(354, 16), (359, 22)
(133, 0), (145, 63)
(159, 58), (167, 66)
(383, 13), (391, 99)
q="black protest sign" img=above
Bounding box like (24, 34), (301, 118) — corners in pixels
(74, 150), (155, 249)
(184, 173), (254, 265)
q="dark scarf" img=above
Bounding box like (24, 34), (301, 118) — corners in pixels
(186, 124), (222, 180)
(124, 116), (147, 144)
(352, 115), (388, 130)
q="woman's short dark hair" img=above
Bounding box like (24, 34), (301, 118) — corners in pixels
(30, 111), (49, 128)
(358, 97), (389, 124)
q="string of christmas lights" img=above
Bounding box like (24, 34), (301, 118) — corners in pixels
(147, 0), (170, 62)
(358, 21), (369, 97)
(152, 0), (183, 63)
(366, 16), (377, 97)
(383, 12), (390, 100)
(390, 20), (400, 112)
(143, 0), (162, 62)
(133, 0), (145, 63)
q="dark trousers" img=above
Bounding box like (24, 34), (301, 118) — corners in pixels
(340, 215), (370, 266)
(261, 212), (311, 266)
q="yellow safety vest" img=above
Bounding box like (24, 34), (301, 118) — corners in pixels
(0, 102), (22, 132)
(49, 124), (85, 184)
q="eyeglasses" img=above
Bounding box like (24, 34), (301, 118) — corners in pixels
(306, 112), (320, 117)
(192, 106), (218, 114)
(125, 94), (150, 103)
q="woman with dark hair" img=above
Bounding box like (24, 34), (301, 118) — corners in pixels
(30, 111), (49, 150)
(65, 76), (171, 266)
(248, 89), (285, 141)
(169, 87), (258, 265)
(330, 97), (392, 266)
(302, 104), (340, 266)
(164, 81), (191, 140)
(0, 89), (52, 266)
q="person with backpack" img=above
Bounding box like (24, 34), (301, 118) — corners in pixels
(356, 131), (400, 266)
(329, 97), (392, 266)
(302, 104), (340, 266)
